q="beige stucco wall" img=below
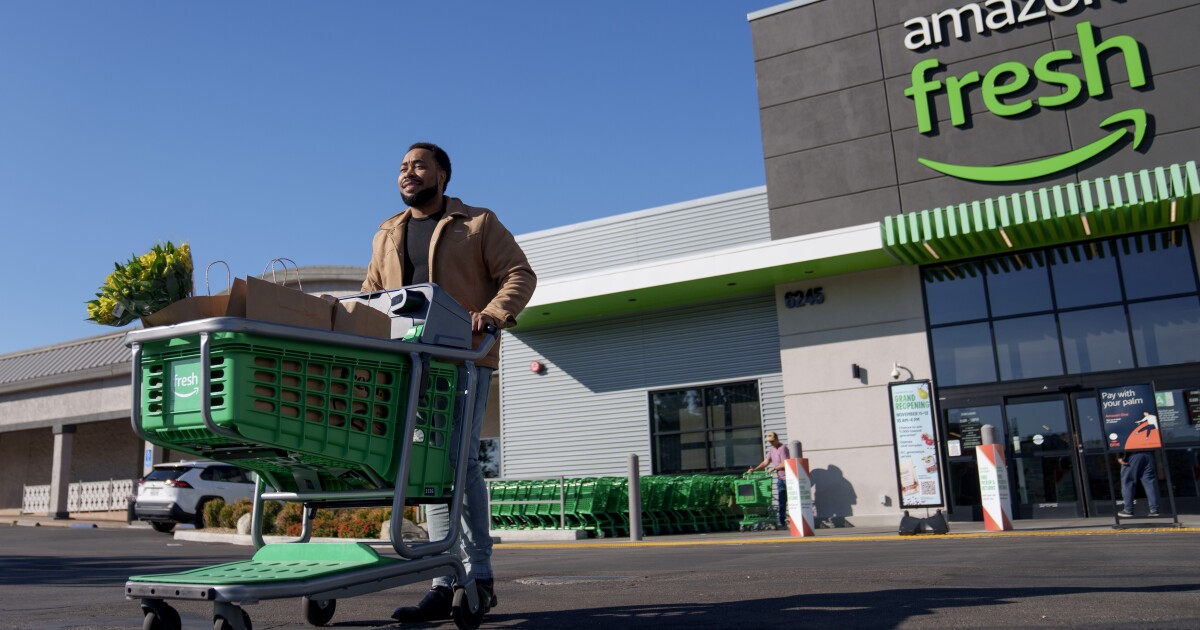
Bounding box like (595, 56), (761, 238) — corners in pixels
(776, 264), (931, 528)
(0, 375), (129, 431)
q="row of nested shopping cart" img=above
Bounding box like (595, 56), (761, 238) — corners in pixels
(488, 472), (783, 538)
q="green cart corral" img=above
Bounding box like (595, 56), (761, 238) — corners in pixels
(124, 284), (495, 630)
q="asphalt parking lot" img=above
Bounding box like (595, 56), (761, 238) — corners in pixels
(2, 521), (1200, 629)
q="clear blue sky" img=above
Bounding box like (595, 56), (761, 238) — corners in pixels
(0, 1), (772, 355)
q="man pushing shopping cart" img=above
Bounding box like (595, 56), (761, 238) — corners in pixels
(363, 142), (536, 623)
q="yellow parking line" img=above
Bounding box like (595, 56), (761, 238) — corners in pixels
(498, 527), (1200, 550)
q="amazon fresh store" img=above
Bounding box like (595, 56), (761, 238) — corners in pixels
(706, 0), (1200, 524)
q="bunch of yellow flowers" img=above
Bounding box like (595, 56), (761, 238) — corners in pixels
(86, 242), (194, 326)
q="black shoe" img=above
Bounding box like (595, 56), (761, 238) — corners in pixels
(1149, 511), (1160, 517)
(392, 585), (453, 622)
(477, 578), (498, 611)
(1117, 510), (1134, 518)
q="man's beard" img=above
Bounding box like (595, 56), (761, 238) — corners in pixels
(401, 185), (438, 208)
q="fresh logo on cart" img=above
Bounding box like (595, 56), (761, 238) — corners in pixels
(902, 2), (1152, 182)
(169, 359), (202, 413)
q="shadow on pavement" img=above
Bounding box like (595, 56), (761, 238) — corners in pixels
(471, 583), (1200, 629)
(0, 553), (238, 587)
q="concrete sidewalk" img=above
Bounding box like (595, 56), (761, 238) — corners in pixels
(5, 510), (1195, 543)
(3, 510), (137, 529)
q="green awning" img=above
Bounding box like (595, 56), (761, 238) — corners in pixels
(882, 161), (1200, 265)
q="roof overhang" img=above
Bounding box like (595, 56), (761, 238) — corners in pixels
(516, 223), (895, 329)
(882, 161), (1200, 265)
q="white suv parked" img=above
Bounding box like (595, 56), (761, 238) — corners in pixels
(133, 461), (255, 533)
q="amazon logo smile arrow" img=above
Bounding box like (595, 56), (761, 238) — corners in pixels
(918, 108), (1148, 183)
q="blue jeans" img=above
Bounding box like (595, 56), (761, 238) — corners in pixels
(427, 367), (493, 588)
(775, 477), (788, 527)
(1121, 451), (1159, 514)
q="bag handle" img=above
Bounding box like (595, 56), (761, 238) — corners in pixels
(205, 260), (232, 296)
(261, 258), (304, 292)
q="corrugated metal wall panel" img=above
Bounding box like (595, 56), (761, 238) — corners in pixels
(0, 333), (128, 386)
(758, 373), (788, 441)
(499, 294), (783, 478)
(519, 189), (769, 279)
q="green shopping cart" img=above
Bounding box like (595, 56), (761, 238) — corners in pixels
(125, 284), (496, 630)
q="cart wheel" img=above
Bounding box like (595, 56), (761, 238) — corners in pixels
(213, 609), (252, 630)
(141, 601), (181, 630)
(302, 596), (336, 626)
(451, 585), (486, 630)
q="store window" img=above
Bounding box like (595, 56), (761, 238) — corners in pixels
(924, 263), (987, 325)
(1154, 389), (1200, 445)
(1059, 306), (1134, 374)
(1129, 297), (1200, 367)
(986, 252), (1053, 317)
(1119, 231), (1198, 300)
(650, 381), (762, 474)
(1050, 242), (1123, 308)
(993, 314), (1062, 380)
(930, 323), (996, 386)
(923, 228), (1200, 387)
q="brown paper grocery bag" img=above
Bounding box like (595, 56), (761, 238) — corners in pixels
(227, 276), (333, 330)
(332, 300), (391, 338)
(140, 295), (233, 327)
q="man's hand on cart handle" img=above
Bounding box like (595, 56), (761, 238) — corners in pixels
(471, 312), (500, 335)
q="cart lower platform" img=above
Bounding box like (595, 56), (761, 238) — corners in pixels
(127, 542), (487, 629)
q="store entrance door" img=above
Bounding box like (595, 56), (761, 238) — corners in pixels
(1003, 393), (1090, 519)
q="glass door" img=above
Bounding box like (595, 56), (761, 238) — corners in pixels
(1071, 392), (1122, 517)
(1003, 394), (1084, 518)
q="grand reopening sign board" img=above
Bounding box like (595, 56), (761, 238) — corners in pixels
(888, 381), (945, 508)
(901, 0), (1152, 183)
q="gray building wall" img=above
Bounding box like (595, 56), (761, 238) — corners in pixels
(500, 294), (786, 478)
(753, 0), (1200, 239)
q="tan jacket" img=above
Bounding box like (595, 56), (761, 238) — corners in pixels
(361, 197), (536, 369)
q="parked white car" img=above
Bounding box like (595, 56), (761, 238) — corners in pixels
(133, 461), (255, 533)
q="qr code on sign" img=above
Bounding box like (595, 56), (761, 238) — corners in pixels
(920, 481), (936, 495)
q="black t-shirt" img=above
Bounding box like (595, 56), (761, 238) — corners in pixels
(403, 209), (445, 286)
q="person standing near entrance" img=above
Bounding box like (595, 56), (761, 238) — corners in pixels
(362, 142), (536, 622)
(748, 432), (791, 528)
(1117, 450), (1160, 518)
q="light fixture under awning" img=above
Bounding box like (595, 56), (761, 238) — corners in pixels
(881, 161), (1200, 265)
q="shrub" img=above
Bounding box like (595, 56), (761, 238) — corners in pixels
(228, 498), (253, 529)
(202, 499), (226, 528)
(311, 518), (339, 538)
(275, 502), (303, 534)
(337, 519), (379, 539)
(270, 505), (404, 538)
(218, 504), (236, 529)
(260, 500), (283, 532)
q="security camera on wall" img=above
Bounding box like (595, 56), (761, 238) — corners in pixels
(891, 363), (902, 380)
